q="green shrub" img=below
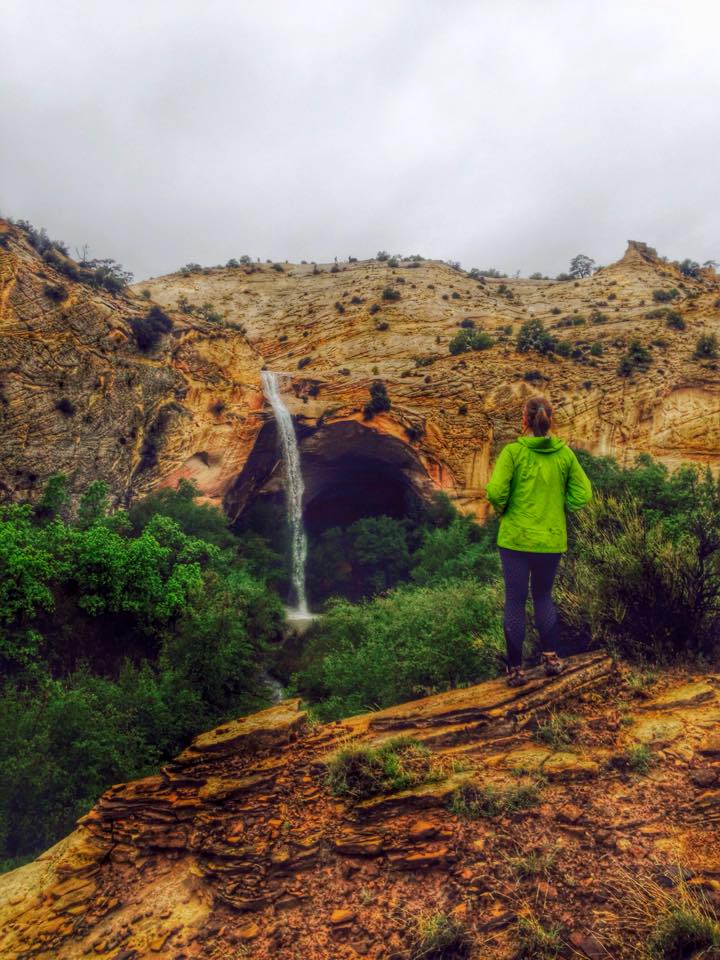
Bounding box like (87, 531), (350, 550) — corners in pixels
(647, 906), (720, 959)
(534, 711), (580, 750)
(556, 490), (720, 661)
(382, 287), (401, 301)
(516, 318), (555, 354)
(0, 480), (282, 860)
(411, 516), (498, 586)
(677, 258), (701, 279)
(618, 339), (651, 376)
(665, 311), (686, 330)
(297, 580), (502, 719)
(625, 743), (655, 774)
(589, 342), (603, 356)
(589, 310), (608, 324)
(653, 288), (679, 303)
(448, 328), (494, 355)
(694, 333), (719, 359)
(470, 267), (506, 278)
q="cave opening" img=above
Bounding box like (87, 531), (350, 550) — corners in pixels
(302, 452), (423, 537)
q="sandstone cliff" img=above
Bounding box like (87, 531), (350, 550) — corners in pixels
(1, 654), (718, 959)
(2, 219), (720, 519)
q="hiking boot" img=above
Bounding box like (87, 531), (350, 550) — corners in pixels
(507, 666), (529, 688)
(541, 652), (566, 677)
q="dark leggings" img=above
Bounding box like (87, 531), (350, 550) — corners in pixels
(499, 547), (562, 668)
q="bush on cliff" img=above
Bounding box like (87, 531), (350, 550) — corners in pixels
(130, 305), (173, 352)
(363, 379), (391, 419)
(516, 318), (556, 354)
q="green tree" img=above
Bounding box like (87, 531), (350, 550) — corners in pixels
(569, 254), (596, 279)
(76, 481), (110, 529)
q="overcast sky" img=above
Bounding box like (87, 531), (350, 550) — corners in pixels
(2, 0), (719, 281)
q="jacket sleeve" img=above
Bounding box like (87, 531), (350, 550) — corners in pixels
(565, 451), (593, 511)
(486, 444), (515, 514)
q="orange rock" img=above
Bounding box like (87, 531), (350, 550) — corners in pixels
(237, 922), (260, 940)
(329, 909), (356, 926)
(407, 819), (438, 841)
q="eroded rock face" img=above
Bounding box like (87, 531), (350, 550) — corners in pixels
(2, 654), (719, 960)
(3, 222), (720, 517)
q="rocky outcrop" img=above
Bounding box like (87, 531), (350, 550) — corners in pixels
(2, 653), (719, 959)
(2, 219), (720, 517)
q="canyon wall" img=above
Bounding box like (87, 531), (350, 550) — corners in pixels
(2, 221), (719, 518)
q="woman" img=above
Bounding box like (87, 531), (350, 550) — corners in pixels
(486, 396), (592, 687)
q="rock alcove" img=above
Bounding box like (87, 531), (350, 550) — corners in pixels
(226, 419), (437, 535)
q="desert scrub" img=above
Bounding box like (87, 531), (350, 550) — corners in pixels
(618, 339), (652, 376)
(534, 711), (581, 751)
(448, 328), (494, 355)
(652, 288), (679, 303)
(363, 379), (391, 419)
(382, 287), (401, 301)
(324, 736), (446, 800)
(694, 333), (719, 360)
(448, 780), (541, 819)
(409, 911), (472, 960)
(515, 916), (563, 959)
(516, 318), (556, 354)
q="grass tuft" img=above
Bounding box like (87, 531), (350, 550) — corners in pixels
(324, 736), (446, 800)
(626, 743), (655, 775)
(409, 911), (472, 960)
(516, 916), (563, 959)
(534, 711), (581, 751)
(448, 780), (541, 819)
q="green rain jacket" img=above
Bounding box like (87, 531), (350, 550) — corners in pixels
(485, 435), (592, 553)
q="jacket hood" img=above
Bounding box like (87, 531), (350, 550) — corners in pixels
(516, 435), (566, 453)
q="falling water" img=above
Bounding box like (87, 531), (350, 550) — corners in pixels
(260, 371), (309, 617)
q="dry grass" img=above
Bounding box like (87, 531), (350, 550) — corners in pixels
(607, 868), (720, 959)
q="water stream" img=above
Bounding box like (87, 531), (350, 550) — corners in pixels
(260, 370), (310, 618)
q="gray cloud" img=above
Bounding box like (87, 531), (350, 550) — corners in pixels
(2, 0), (719, 280)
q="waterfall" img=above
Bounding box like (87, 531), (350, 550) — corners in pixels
(260, 371), (309, 616)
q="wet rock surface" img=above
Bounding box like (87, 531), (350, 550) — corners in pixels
(1, 653), (719, 959)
